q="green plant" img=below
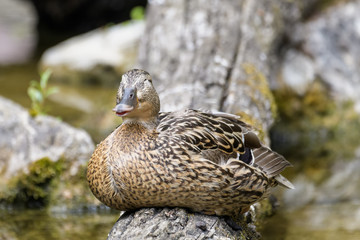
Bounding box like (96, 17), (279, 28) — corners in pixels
(130, 6), (145, 20)
(121, 6), (145, 26)
(27, 69), (58, 116)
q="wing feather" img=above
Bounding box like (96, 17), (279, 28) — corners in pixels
(157, 110), (247, 162)
(157, 110), (293, 188)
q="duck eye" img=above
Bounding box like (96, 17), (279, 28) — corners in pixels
(145, 79), (152, 83)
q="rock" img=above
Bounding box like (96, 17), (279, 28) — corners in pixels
(107, 208), (260, 240)
(138, 0), (320, 134)
(0, 0), (37, 65)
(278, 0), (360, 113)
(0, 96), (95, 207)
(39, 21), (145, 86)
(0, 96), (93, 178)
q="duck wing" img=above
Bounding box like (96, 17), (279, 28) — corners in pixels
(157, 109), (293, 189)
(157, 110), (254, 162)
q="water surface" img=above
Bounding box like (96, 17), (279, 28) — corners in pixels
(260, 202), (360, 240)
(0, 208), (119, 240)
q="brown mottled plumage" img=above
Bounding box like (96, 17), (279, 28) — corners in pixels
(87, 69), (293, 217)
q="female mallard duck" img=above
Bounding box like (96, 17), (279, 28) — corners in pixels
(87, 69), (293, 217)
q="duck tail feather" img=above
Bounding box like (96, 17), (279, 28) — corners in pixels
(275, 174), (295, 189)
(253, 146), (292, 177)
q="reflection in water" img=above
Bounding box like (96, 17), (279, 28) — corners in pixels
(261, 146), (360, 239)
(260, 202), (360, 240)
(0, 208), (119, 240)
(0, 62), (39, 109)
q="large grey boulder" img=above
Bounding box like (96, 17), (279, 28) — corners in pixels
(0, 96), (94, 179)
(0, 0), (37, 65)
(138, 0), (321, 133)
(139, 0), (279, 130)
(0, 96), (95, 208)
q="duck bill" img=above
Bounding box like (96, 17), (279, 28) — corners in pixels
(113, 104), (134, 117)
(113, 87), (137, 117)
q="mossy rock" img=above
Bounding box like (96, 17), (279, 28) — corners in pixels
(235, 63), (278, 143)
(242, 63), (278, 120)
(0, 157), (96, 209)
(1, 157), (64, 208)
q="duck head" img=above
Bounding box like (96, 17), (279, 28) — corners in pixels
(113, 69), (160, 122)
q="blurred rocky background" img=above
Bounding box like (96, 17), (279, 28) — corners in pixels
(1, 0), (360, 239)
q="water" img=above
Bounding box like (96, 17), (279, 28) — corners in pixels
(0, 62), (39, 109)
(0, 208), (119, 240)
(260, 202), (360, 240)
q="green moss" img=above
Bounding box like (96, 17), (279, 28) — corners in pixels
(0, 155), (100, 210)
(256, 198), (276, 219)
(271, 80), (360, 183)
(242, 63), (278, 120)
(235, 64), (278, 141)
(3, 158), (64, 208)
(237, 111), (266, 142)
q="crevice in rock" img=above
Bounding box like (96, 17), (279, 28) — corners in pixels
(218, 26), (241, 112)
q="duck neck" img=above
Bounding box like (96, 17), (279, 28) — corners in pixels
(122, 115), (158, 131)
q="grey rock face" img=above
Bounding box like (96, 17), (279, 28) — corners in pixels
(138, 0), (321, 133)
(0, 96), (94, 180)
(139, 0), (282, 131)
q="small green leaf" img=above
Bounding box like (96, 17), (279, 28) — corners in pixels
(27, 87), (37, 101)
(28, 87), (43, 103)
(27, 69), (57, 117)
(40, 69), (52, 90)
(44, 87), (58, 97)
(130, 6), (145, 20)
(30, 80), (40, 89)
